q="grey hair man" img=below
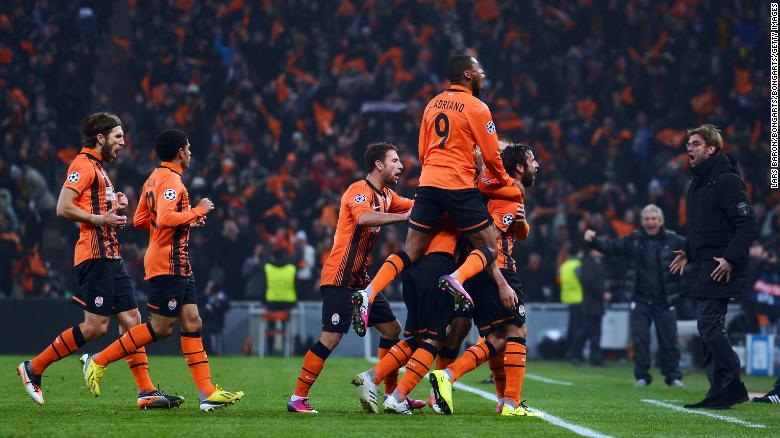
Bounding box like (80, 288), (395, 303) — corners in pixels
(584, 204), (686, 387)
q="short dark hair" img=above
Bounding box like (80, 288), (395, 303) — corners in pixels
(501, 142), (532, 175)
(447, 55), (476, 83)
(155, 129), (188, 161)
(364, 142), (397, 172)
(80, 112), (122, 147)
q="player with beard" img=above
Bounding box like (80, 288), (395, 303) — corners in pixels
(288, 142), (422, 413)
(81, 129), (243, 412)
(430, 143), (542, 417)
(16, 113), (183, 409)
(352, 55), (523, 338)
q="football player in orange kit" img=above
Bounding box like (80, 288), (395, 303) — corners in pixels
(430, 143), (541, 417)
(352, 55), (523, 337)
(81, 129), (244, 412)
(288, 142), (426, 414)
(16, 113), (182, 409)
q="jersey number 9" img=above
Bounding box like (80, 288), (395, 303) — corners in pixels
(435, 113), (449, 149)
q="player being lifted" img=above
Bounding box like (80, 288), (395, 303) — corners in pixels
(287, 142), (423, 414)
(430, 143), (541, 417)
(16, 113), (183, 409)
(81, 129), (244, 412)
(352, 55), (522, 337)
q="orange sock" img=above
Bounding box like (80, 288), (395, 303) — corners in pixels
(396, 342), (437, 398)
(372, 338), (415, 385)
(31, 325), (86, 375)
(447, 341), (496, 382)
(367, 252), (410, 303)
(488, 351), (506, 399)
(125, 347), (155, 392)
(452, 248), (490, 284)
(504, 337), (527, 406)
(294, 341), (331, 397)
(95, 323), (156, 366)
(181, 332), (216, 398)
(435, 346), (458, 370)
(377, 338), (399, 394)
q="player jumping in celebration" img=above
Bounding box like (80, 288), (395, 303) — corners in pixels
(352, 55), (522, 337)
(288, 142), (417, 414)
(16, 113), (183, 409)
(430, 143), (541, 417)
(81, 129), (244, 412)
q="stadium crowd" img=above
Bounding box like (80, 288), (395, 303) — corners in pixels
(0, 1), (777, 330)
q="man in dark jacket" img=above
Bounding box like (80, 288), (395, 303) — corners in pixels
(568, 248), (610, 366)
(669, 124), (758, 409)
(585, 204), (685, 387)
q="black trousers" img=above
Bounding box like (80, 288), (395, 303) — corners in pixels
(696, 298), (741, 395)
(566, 304), (603, 364)
(631, 302), (682, 382)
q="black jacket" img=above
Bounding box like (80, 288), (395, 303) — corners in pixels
(579, 254), (607, 316)
(684, 153), (757, 299)
(588, 228), (686, 305)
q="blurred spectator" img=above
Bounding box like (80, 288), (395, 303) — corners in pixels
(559, 246), (583, 363)
(242, 244), (266, 300)
(263, 248), (298, 311)
(567, 248), (610, 367)
(200, 280), (231, 355)
(294, 230), (317, 300)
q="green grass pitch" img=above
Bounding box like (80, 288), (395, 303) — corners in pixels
(2, 355), (779, 437)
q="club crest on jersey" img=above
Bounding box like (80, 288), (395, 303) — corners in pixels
(168, 299), (177, 311)
(503, 213), (514, 226)
(353, 194), (367, 204)
(331, 313), (340, 325)
(163, 188), (177, 201)
(486, 120), (496, 134)
(94, 296), (104, 307)
(67, 171), (80, 183)
(517, 304), (525, 317)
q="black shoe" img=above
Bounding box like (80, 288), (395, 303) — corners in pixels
(137, 386), (185, 409)
(752, 388), (780, 404)
(684, 395), (716, 409)
(703, 381), (749, 410)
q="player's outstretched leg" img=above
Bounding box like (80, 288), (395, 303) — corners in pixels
(17, 325), (87, 405)
(351, 252), (412, 337)
(440, 247), (494, 309)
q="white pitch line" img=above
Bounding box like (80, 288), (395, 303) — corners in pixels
(641, 399), (766, 429)
(453, 382), (613, 438)
(368, 356), (608, 437)
(525, 373), (574, 386)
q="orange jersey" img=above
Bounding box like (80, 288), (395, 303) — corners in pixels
(134, 162), (207, 279)
(62, 148), (121, 266)
(484, 171), (530, 271)
(418, 84), (513, 190)
(320, 179), (414, 289)
(489, 198), (530, 271)
(424, 215), (458, 256)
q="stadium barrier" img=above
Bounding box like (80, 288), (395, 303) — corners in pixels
(1, 299), (745, 361)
